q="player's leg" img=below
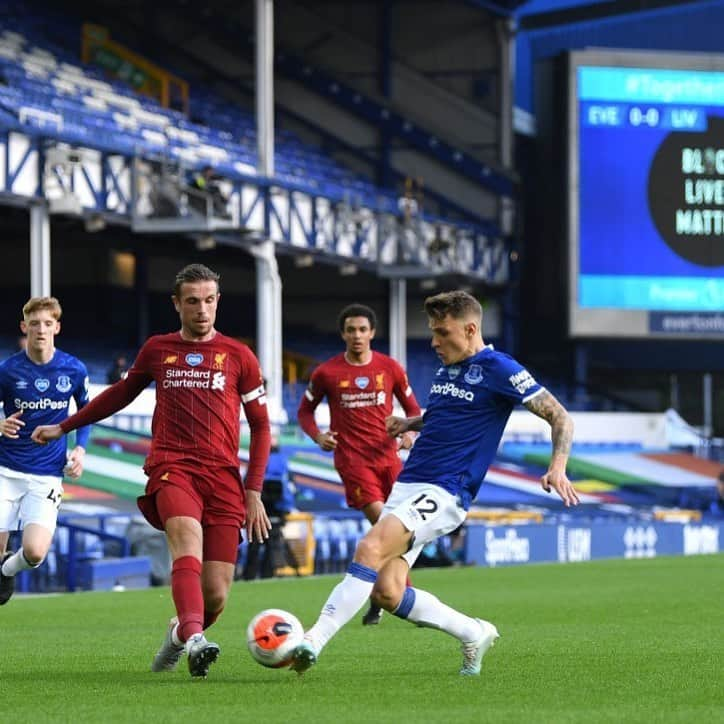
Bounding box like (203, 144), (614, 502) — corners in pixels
(0, 529), (14, 605)
(362, 459), (414, 625)
(361, 500), (384, 525)
(200, 524), (239, 631)
(290, 508), (413, 672)
(146, 477), (218, 676)
(1, 476), (61, 604)
(339, 465), (389, 626)
(0, 476), (20, 605)
(372, 508), (499, 676)
(186, 470), (246, 676)
(360, 499), (385, 625)
(6, 522), (54, 568)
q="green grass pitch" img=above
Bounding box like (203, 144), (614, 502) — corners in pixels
(2, 554), (722, 723)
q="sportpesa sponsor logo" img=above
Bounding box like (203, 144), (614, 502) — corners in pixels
(14, 397), (70, 411)
(429, 382), (474, 401)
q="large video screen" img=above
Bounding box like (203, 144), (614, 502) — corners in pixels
(568, 50), (724, 338)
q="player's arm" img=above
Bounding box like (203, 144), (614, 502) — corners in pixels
(392, 366), (422, 449)
(64, 369), (92, 479)
(297, 374), (337, 451)
(0, 372), (24, 438)
(0, 410), (25, 439)
(523, 389), (579, 507)
(239, 364), (272, 543)
(386, 414), (424, 437)
(32, 368), (151, 444)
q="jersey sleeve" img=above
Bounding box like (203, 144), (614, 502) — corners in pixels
(60, 342), (153, 433)
(486, 354), (545, 405)
(297, 366), (325, 441)
(238, 348), (271, 493)
(73, 361), (92, 449)
(129, 340), (155, 377)
(392, 362), (421, 417)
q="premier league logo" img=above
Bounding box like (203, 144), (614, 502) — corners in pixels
(464, 364), (483, 385)
(56, 375), (72, 393)
(34, 378), (50, 392)
(185, 353), (204, 367)
(355, 376), (370, 389)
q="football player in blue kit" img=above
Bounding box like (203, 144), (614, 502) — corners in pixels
(291, 290), (580, 676)
(0, 297), (90, 604)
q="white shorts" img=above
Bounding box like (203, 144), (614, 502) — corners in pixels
(380, 482), (466, 567)
(0, 465), (63, 534)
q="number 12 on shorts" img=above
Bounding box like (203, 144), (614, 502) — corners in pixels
(412, 493), (439, 521)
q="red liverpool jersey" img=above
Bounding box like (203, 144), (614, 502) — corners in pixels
(298, 351), (421, 468)
(61, 331), (270, 489)
(132, 332), (266, 470)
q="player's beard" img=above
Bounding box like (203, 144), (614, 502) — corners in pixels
(191, 318), (213, 337)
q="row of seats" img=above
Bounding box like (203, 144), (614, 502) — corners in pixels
(0, 10), (400, 210)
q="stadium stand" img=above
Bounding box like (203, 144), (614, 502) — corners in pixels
(0, 6), (446, 218)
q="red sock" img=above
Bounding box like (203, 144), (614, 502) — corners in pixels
(203, 607), (224, 631)
(171, 556), (204, 642)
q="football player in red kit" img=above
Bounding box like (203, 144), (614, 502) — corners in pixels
(297, 303), (421, 625)
(33, 264), (271, 679)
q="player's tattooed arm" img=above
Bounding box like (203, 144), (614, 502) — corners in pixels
(524, 390), (573, 459)
(524, 390), (579, 507)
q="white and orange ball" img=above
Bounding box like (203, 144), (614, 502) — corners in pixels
(246, 609), (304, 668)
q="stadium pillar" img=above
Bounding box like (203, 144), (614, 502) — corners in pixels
(496, 17), (516, 237)
(30, 202), (51, 297)
(574, 342), (589, 406)
(703, 372), (713, 438)
(389, 278), (407, 369)
(254, 0), (284, 419)
(134, 249), (150, 346)
(377, 0), (393, 188)
(496, 17), (515, 171)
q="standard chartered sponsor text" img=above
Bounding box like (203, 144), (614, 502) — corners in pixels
(164, 368), (211, 388)
(166, 369), (210, 378)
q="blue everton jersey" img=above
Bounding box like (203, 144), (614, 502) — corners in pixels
(0, 350), (91, 476)
(398, 346), (544, 509)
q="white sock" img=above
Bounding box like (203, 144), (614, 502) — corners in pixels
(306, 562), (377, 653)
(171, 623), (183, 648)
(395, 587), (481, 642)
(1, 548), (36, 577)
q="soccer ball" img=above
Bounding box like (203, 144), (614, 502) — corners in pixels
(246, 608), (304, 668)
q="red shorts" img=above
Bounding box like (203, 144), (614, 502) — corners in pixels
(337, 457), (403, 510)
(138, 463), (246, 533)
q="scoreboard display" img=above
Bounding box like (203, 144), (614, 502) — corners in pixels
(567, 50), (724, 338)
